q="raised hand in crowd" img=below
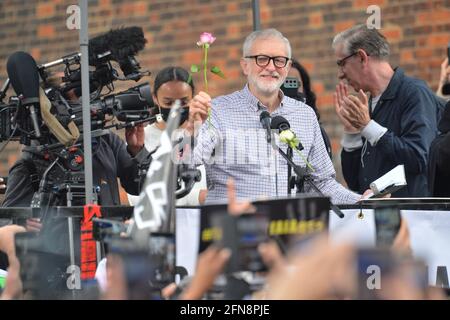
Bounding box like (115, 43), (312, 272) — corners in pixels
(0, 256), (22, 300)
(391, 218), (412, 255)
(25, 218), (42, 233)
(102, 253), (127, 300)
(227, 178), (256, 216)
(179, 245), (231, 300)
(264, 235), (355, 300)
(0, 225), (26, 300)
(0, 225), (26, 261)
(177, 178), (255, 299)
(258, 240), (285, 273)
(253, 240), (286, 300)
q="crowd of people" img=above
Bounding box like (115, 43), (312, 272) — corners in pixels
(0, 23), (449, 300)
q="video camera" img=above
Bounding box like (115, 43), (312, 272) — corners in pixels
(0, 26), (154, 147)
(281, 77), (306, 103)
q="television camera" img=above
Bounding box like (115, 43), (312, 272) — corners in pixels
(0, 26), (199, 209)
(0, 26), (154, 147)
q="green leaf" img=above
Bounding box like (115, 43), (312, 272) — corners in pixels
(190, 64), (199, 73)
(187, 73), (193, 85)
(210, 66), (226, 79)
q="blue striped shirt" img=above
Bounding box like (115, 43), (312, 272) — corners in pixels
(192, 84), (360, 204)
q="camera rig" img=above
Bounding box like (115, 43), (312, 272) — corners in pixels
(2, 27), (202, 300)
(0, 26), (200, 209)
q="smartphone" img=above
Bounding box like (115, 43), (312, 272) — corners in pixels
(92, 218), (127, 241)
(442, 41), (450, 95)
(374, 206), (401, 247)
(148, 232), (176, 288)
(121, 250), (158, 300)
(447, 41), (450, 62)
(15, 232), (70, 299)
(212, 213), (269, 273)
(281, 77), (299, 99)
(108, 238), (161, 300)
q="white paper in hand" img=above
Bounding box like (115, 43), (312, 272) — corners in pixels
(365, 164), (407, 198)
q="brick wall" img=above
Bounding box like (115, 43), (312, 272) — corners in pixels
(1, 0), (450, 203)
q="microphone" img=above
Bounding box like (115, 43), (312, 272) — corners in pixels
(271, 115), (315, 173)
(270, 116), (303, 150)
(7, 51), (42, 138)
(88, 26), (147, 78)
(259, 111), (272, 143)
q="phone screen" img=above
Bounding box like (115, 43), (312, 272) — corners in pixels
(212, 213), (269, 273)
(148, 233), (176, 288)
(236, 214), (269, 272)
(447, 41), (450, 61)
(374, 206), (401, 247)
(281, 77), (299, 99)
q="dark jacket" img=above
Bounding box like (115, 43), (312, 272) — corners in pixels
(2, 132), (149, 209)
(428, 100), (450, 196)
(342, 68), (443, 197)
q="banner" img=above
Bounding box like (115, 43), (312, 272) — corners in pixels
(177, 208), (450, 287)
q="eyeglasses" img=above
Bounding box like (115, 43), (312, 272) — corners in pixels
(336, 52), (357, 67)
(245, 55), (290, 68)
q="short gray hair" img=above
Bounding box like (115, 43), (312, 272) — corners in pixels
(332, 24), (390, 59)
(242, 28), (292, 58)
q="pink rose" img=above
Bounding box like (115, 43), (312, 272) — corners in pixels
(197, 32), (216, 46)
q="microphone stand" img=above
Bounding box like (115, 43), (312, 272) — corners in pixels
(287, 146), (293, 195)
(275, 146), (345, 218)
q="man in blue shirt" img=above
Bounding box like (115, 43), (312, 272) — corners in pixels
(333, 24), (443, 197)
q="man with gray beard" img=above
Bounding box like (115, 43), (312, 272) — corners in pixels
(186, 28), (361, 204)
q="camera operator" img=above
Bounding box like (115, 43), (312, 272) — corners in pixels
(127, 66), (207, 206)
(0, 73), (152, 280)
(2, 81), (150, 214)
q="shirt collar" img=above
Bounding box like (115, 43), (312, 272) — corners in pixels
(378, 67), (404, 101)
(241, 83), (286, 112)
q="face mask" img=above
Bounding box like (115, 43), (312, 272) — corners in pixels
(157, 106), (189, 126)
(179, 107), (189, 125)
(158, 107), (171, 122)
